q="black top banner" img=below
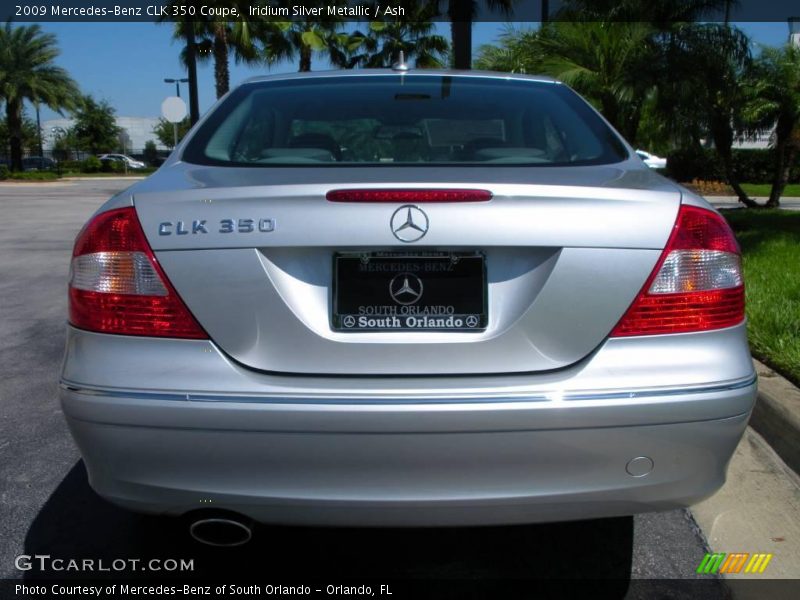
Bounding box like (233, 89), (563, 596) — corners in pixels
(4, 1), (800, 23)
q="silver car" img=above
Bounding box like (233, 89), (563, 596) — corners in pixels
(61, 70), (756, 537)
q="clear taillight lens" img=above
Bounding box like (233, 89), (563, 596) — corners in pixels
(611, 205), (745, 337)
(68, 207), (207, 339)
(70, 251), (168, 296)
(648, 250), (742, 293)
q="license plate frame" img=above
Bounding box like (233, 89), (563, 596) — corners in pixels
(332, 251), (487, 332)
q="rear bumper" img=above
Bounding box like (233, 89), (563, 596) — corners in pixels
(60, 377), (756, 526)
(60, 324), (757, 525)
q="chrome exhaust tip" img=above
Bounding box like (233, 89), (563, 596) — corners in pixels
(189, 516), (253, 547)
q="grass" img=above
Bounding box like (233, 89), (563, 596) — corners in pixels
(2, 171), (60, 181)
(723, 209), (800, 385)
(740, 183), (800, 198)
(0, 169), (155, 182)
(60, 170), (154, 177)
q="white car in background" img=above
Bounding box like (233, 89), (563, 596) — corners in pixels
(636, 150), (667, 169)
(98, 153), (146, 169)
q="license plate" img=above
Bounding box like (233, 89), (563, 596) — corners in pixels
(333, 252), (487, 332)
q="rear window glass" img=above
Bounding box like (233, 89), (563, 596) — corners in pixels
(182, 75), (628, 167)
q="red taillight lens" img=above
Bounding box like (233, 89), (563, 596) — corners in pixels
(326, 189), (492, 203)
(611, 205), (744, 337)
(69, 207), (207, 339)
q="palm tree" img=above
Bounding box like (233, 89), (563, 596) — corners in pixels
(743, 45), (800, 208)
(433, 1), (516, 70)
(163, 1), (262, 98)
(657, 24), (757, 207)
(0, 23), (80, 171)
(474, 26), (538, 73)
(199, 16), (261, 99)
(262, 20), (345, 72)
(258, 0), (351, 72)
(537, 22), (657, 144)
(558, 0), (728, 23)
(338, 3), (448, 69)
(474, 22), (658, 143)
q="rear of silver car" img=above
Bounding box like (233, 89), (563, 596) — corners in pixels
(60, 72), (756, 526)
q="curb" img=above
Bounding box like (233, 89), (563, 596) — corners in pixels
(750, 360), (800, 475)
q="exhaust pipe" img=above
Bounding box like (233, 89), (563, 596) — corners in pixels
(189, 515), (253, 547)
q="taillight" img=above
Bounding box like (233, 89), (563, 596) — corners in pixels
(326, 189), (492, 203)
(610, 205), (744, 337)
(68, 207), (207, 339)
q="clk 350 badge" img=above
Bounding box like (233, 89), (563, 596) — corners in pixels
(158, 219), (276, 235)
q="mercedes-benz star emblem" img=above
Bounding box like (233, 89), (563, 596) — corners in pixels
(390, 205), (429, 243)
(389, 272), (424, 305)
(342, 315), (356, 328)
(466, 315), (479, 328)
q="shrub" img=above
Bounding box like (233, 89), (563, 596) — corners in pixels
(8, 171), (59, 181)
(59, 160), (83, 173)
(665, 148), (722, 182)
(666, 147), (800, 183)
(81, 156), (102, 173)
(0, 164), (8, 180)
(143, 140), (159, 166)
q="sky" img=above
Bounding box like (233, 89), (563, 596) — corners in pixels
(35, 20), (793, 122)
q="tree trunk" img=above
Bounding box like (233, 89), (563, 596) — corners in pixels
(213, 24), (230, 99)
(600, 94), (620, 137)
(449, 2), (473, 69)
(299, 44), (312, 72)
(711, 124), (758, 207)
(624, 101), (644, 147)
(6, 99), (23, 172)
(767, 142), (796, 208)
(723, 154), (759, 207)
(450, 21), (472, 69)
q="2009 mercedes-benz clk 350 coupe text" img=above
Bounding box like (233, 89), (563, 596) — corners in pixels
(61, 70), (757, 527)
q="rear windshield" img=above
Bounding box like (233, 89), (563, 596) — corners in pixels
(182, 75), (628, 167)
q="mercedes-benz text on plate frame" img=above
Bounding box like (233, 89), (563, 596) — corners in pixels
(60, 71), (757, 527)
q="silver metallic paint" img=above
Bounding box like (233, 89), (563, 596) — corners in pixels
(61, 71), (755, 525)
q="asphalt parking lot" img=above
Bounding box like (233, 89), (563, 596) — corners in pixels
(0, 179), (733, 595)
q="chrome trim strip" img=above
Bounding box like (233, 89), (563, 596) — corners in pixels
(60, 374), (757, 405)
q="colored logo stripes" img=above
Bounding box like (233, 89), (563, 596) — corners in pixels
(696, 552), (773, 574)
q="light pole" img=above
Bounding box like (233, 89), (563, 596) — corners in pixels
(164, 77), (189, 98)
(186, 28), (200, 125)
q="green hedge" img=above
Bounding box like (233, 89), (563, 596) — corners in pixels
(81, 156), (102, 173)
(0, 165), (59, 181)
(59, 160), (83, 172)
(7, 171), (59, 181)
(666, 148), (800, 183)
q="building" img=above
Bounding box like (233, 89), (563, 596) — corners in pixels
(790, 17), (800, 48)
(732, 130), (774, 151)
(730, 19), (800, 150)
(42, 116), (167, 153)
